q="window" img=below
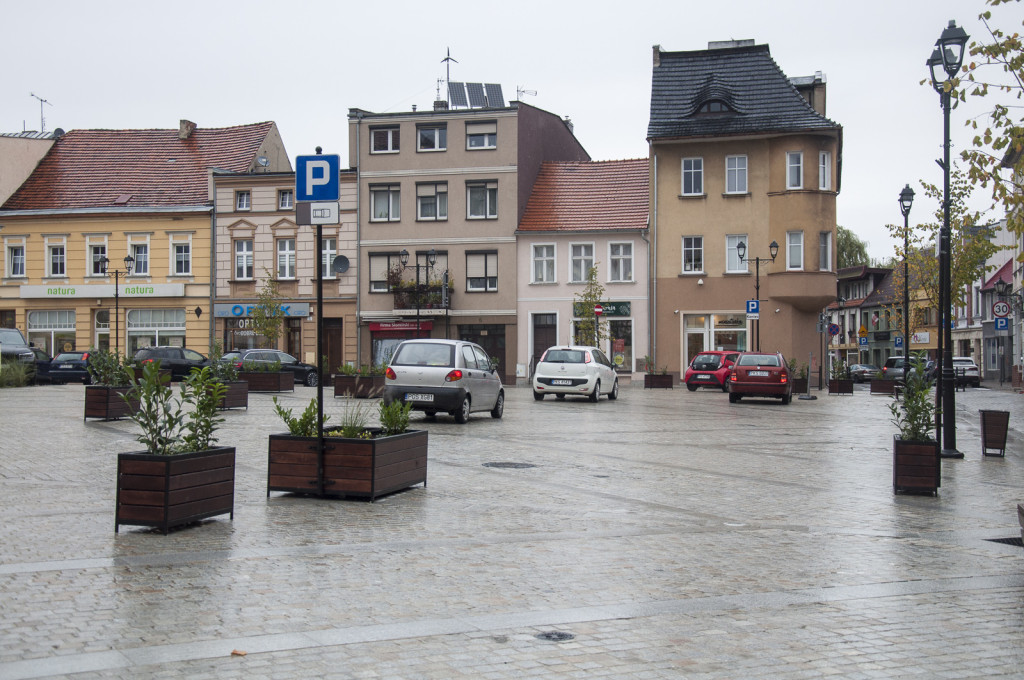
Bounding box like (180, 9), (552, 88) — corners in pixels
(277, 238), (296, 279)
(682, 236), (704, 273)
(174, 243), (191, 275)
(7, 245), (25, 277)
(466, 251), (498, 292)
(726, 155), (747, 194)
(236, 191), (251, 211)
(726, 235), (747, 273)
(570, 243), (594, 283)
(787, 231), (804, 270)
(818, 232), (831, 271)
(818, 151), (831, 190)
(90, 244), (107, 276)
(371, 127), (400, 153)
(321, 237), (336, 278)
(48, 245), (66, 277)
(466, 122), (497, 149)
(532, 244), (555, 283)
(698, 100), (732, 114)
(131, 243), (149, 275)
(467, 181), (497, 219)
(279, 189), (294, 210)
(417, 125), (446, 152)
(370, 184), (401, 221)
(786, 152), (803, 190)
(681, 158), (703, 195)
(369, 253), (403, 292)
(234, 239), (253, 280)
(416, 183), (448, 221)
(609, 242), (633, 282)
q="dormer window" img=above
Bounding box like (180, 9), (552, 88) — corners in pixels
(697, 100), (733, 114)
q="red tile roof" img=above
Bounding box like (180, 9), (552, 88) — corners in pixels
(2, 122), (277, 210)
(518, 159), (649, 232)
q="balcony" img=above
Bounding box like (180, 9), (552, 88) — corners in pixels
(392, 284), (450, 315)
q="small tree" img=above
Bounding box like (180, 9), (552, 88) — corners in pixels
(837, 226), (870, 268)
(249, 268), (285, 349)
(573, 266), (607, 346)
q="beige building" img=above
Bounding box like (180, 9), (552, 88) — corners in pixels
(647, 41), (842, 379)
(0, 132), (56, 206)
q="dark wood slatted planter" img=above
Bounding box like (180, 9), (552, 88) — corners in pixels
(239, 371), (293, 392)
(116, 447), (235, 534)
(84, 385), (140, 421)
(980, 409), (1010, 456)
(893, 437), (940, 495)
(268, 430), (427, 501)
(333, 375), (386, 398)
(644, 374), (674, 389)
(218, 380), (248, 409)
(870, 379), (898, 395)
(828, 379), (854, 395)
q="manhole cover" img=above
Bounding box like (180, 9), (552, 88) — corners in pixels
(535, 631), (575, 642)
(483, 462), (537, 469)
(985, 537), (1024, 547)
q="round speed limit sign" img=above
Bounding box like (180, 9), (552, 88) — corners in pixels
(993, 300), (1011, 318)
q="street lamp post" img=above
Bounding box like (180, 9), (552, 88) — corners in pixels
(928, 19), (969, 459)
(736, 240), (779, 352)
(99, 255), (135, 355)
(399, 248), (437, 340)
(898, 185), (915, 359)
(993, 280), (1021, 384)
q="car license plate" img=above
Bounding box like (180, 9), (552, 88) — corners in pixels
(60, 364), (72, 369)
(405, 393), (433, 402)
(749, 370), (769, 377)
(697, 375), (709, 379)
(551, 379), (572, 386)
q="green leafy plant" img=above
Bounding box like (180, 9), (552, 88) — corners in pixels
(889, 353), (936, 442)
(273, 396), (328, 437)
(87, 348), (133, 387)
(125, 362), (227, 455)
(179, 368), (227, 452)
(0, 362), (30, 388)
(207, 342), (238, 383)
(829, 358), (848, 381)
(337, 363), (359, 376)
(241, 359), (282, 373)
(327, 398), (373, 438)
(378, 399), (412, 436)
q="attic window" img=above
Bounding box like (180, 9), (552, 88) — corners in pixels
(697, 100), (733, 115)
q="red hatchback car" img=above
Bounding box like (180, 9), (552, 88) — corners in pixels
(684, 350), (739, 392)
(727, 351), (793, 405)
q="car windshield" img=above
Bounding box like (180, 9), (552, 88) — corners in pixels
(0, 329), (26, 345)
(543, 349), (586, 364)
(738, 354), (780, 367)
(392, 343), (455, 367)
(692, 354), (721, 369)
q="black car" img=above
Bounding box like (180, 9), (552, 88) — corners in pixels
(49, 350), (92, 384)
(133, 346), (210, 380)
(223, 349), (318, 386)
(30, 348), (53, 384)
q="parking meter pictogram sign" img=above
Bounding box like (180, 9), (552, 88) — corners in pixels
(295, 154), (340, 202)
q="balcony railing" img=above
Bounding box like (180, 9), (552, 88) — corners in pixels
(392, 284), (449, 311)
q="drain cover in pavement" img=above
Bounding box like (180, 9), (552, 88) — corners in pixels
(483, 462), (537, 469)
(535, 631), (575, 642)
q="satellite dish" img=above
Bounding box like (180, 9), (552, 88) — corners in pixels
(256, 156), (269, 167)
(331, 255), (350, 274)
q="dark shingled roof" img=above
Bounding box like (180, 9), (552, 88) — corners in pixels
(648, 44), (840, 140)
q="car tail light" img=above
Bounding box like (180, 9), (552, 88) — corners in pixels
(385, 367), (396, 380)
(780, 374), (788, 383)
(729, 372), (737, 382)
(81, 352), (89, 361)
(445, 369), (463, 382)
(234, 361), (243, 369)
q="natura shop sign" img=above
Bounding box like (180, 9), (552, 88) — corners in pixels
(20, 284), (184, 298)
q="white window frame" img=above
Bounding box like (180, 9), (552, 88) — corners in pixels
(416, 182), (448, 221)
(370, 184), (401, 222)
(5, 241), (26, 278)
(818, 231), (832, 271)
(89, 243), (107, 277)
(467, 181), (497, 219)
(466, 122), (497, 150)
(278, 189), (294, 210)
(608, 242), (633, 282)
(417, 125), (447, 152)
(277, 238), (296, 280)
(321, 236), (337, 279)
(726, 234), (748, 273)
(725, 155), (748, 194)
(681, 157), (703, 196)
(46, 237), (67, 278)
(235, 190), (251, 211)
(569, 243), (595, 283)
(466, 251), (498, 292)
(371, 127), (400, 154)
(787, 231), (804, 270)
(786, 152), (803, 190)
(234, 239), (254, 280)
(682, 236), (704, 274)
(128, 237), (150, 276)
(169, 233), (192, 276)
(532, 243), (556, 283)
(818, 151), (831, 191)
(369, 253), (402, 293)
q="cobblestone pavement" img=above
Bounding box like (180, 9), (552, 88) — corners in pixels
(1, 380), (1022, 679)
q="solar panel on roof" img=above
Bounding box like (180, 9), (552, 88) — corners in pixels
(484, 84), (504, 108)
(448, 82), (468, 108)
(466, 82), (487, 108)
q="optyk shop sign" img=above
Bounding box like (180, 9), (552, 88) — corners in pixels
(213, 303), (310, 318)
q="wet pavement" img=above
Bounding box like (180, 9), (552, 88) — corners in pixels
(1, 380), (1022, 679)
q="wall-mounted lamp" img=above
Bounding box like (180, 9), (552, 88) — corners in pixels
(697, 278), (704, 286)
(673, 309), (680, 315)
(194, 306), (203, 318)
(96, 299), (102, 306)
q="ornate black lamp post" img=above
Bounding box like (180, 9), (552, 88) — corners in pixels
(927, 19), (969, 458)
(898, 185), (915, 358)
(736, 240), (779, 352)
(399, 248), (437, 339)
(99, 254), (135, 354)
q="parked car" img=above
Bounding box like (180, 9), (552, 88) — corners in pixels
(953, 357), (981, 387)
(382, 339), (504, 423)
(882, 356), (908, 382)
(133, 346), (210, 381)
(683, 350), (739, 392)
(532, 345), (619, 402)
(222, 348), (319, 386)
(48, 350), (92, 384)
(848, 363), (880, 383)
(0, 327), (36, 381)
(727, 351), (793, 404)
(30, 347), (53, 384)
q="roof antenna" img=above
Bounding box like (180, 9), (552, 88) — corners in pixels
(441, 48), (458, 106)
(517, 86), (537, 100)
(30, 93), (52, 134)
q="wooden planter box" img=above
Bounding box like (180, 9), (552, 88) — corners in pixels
(870, 379), (898, 395)
(644, 374), (674, 389)
(893, 436), (940, 495)
(333, 375), (386, 398)
(218, 380), (248, 410)
(84, 385), (139, 421)
(268, 429), (427, 501)
(239, 371), (293, 392)
(828, 379), (854, 395)
(116, 446), (235, 534)
(791, 378), (808, 394)
(980, 409), (1010, 456)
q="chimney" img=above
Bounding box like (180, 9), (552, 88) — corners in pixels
(564, 117), (574, 133)
(178, 119), (197, 140)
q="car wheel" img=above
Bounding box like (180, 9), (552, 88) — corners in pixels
(589, 380), (601, 402)
(720, 383), (729, 393)
(533, 391), (545, 401)
(608, 379), (618, 400)
(490, 391), (505, 418)
(686, 383), (698, 392)
(555, 394), (565, 400)
(454, 396), (471, 423)
(305, 371), (318, 387)
(424, 410), (437, 420)
(729, 393), (740, 403)
(781, 393), (791, 405)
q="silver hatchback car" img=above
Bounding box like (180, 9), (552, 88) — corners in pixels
(382, 339), (504, 423)
(532, 345), (619, 401)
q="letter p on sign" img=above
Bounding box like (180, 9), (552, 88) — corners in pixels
(295, 154), (340, 201)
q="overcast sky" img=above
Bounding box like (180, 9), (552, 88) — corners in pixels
(2, 0), (1008, 263)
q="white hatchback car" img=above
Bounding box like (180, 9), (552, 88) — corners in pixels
(532, 345), (619, 401)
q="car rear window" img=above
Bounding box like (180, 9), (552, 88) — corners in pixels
(691, 354), (721, 369)
(53, 353), (83, 361)
(393, 343), (455, 367)
(543, 349), (585, 364)
(738, 354), (780, 367)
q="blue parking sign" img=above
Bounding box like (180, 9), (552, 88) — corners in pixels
(746, 300), (759, 314)
(295, 154), (340, 201)
(995, 317), (1009, 331)
(895, 336), (904, 349)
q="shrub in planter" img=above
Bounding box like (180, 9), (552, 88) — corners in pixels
(890, 353), (939, 495)
(208, 342), (247, 409)
(84, 349), (139, 421)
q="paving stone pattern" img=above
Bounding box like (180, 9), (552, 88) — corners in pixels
(1, 381), (1022, 679)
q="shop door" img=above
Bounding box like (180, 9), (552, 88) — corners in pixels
(532, 314), (556, 376)
(324, 318), (344, 374)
